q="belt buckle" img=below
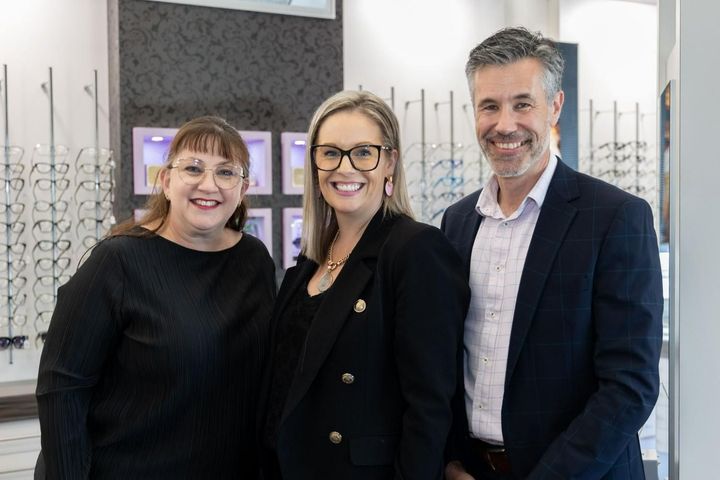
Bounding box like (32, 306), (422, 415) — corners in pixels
(484, 447), (506, 472)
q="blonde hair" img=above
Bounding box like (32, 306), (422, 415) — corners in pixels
(111, 116), (250, 237)
(302, 90), (413, 264)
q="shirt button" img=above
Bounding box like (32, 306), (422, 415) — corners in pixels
(489, 312), (496, 318)
(503, 222), (509, 226)
(477, 403), (484, 410)
(482, 357), (489, 364)
(341, 373), (355, 384)
(495, 265), (503, 272)
(329, 431), (343, 444)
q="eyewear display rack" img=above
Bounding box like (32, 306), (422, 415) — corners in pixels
(0, 65), (115, 369)
(401, 88), (487, 226)
(1, 64), (28, 364)
(583, 99), (657, 209)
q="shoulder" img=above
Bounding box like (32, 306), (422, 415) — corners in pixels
(384, 215), (459, 261)
(569, 168), (652, 212)
(87, 234), (141, 261)
(239, 233), (272, 258)
(236, 233), (276, 274)
(444, 189), (481, 216)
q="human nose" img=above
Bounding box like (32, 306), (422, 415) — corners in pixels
(336, 151), (356, 172)
(197, 168), (219, 190)
(495, 107), (518, 135)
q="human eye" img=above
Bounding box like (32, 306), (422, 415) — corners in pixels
(515, 102), (533, 111)
(179, 159), (204, 175)
(352, 146), (374, 158)
(478, 103), (498, 113)
(320, 147), (340, 158)
(216, 166), (238, 178)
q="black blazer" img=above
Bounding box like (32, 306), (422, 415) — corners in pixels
(265, 211), (470, 480)
(441, 159), (664, 479)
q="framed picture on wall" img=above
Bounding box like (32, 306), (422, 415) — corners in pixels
(147, 0), (336, 19)
(132, 127), (178, 195)
(281, 132), (307, 194)
(245, 208), (273, 255)
(658, 81), (673, 246)
(282, 207), (303, 269)
(240, 130), (272, 195)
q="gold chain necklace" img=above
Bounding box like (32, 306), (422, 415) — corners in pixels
(317, 231), (351, 293)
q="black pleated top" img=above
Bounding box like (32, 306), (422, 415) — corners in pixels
(263, 284), (324, 449)
(36, 231), (276, 479)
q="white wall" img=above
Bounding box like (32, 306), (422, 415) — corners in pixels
(0, 0), (109, 383)
(664, 0), (720, 477)
(559, 0), (658, 208)
(343, 0), (504, 149)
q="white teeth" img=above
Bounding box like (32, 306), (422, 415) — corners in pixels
(335, 183), (362, 192)
(194, 199), (218, 206)
(496, 141), (522, 149)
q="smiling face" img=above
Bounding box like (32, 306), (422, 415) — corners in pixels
(472, 58), (564, 179)
(161, 148), (247, 245)
(314, 110), (396, 226)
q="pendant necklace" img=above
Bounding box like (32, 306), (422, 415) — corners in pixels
(317, 231), (351, 293)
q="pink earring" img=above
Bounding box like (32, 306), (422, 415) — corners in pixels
(384, 176), (394, 197)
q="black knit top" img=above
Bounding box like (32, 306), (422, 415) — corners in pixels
(36, 231), (276, 479)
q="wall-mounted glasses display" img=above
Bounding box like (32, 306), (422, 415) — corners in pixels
(244, 208), (272, 255)
(133, 127), (272, 195)
(240, 130), (272, 195)
(132, 127), (177, 195)
(282, 208), (302, 270)
(281, 132), (306, 194)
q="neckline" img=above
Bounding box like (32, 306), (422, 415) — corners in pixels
(139, 226), (245, 254)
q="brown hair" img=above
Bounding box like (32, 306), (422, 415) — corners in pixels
(111, 116), (250, 237)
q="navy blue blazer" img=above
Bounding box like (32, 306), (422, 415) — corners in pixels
(441, 160), (663, 479)
(265, 212), (470, 480)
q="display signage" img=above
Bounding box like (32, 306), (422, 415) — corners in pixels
(148, 0), (335, 19)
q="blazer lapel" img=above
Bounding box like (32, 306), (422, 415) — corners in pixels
(505, 160), (580, 384)
(447, 190), (483, 279)
(281, 211), (395, 422)
(460, 206), (483, 280)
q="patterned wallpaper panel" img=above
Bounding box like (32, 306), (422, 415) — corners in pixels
(108, 0), (343, 264)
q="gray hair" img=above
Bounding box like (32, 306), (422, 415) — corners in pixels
(466, 26), (565, 102)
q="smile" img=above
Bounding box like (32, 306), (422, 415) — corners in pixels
(492, 140), (528, 149)
(191, 199), (220, 207)
(333, 182), (363, 192)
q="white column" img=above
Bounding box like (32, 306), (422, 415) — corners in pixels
(660, 0), (720, 478)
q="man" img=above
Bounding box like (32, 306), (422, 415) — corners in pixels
(441, 27), (663, 480)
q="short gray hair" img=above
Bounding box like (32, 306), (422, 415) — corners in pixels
(466, 26), (565, 102)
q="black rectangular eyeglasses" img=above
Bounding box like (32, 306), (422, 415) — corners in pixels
(311, 144), (391, 172)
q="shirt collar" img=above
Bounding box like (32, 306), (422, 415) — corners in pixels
(475, 154), (558, 220)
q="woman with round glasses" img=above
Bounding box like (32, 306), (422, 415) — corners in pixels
(260, 91), (469, 479)
(36, 116), (276, 479)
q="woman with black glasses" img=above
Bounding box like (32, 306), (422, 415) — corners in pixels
(260, 91), (469, 480)
(35, 116), (275, 479)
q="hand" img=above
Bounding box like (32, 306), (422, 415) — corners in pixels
(445, 460), (476, 480)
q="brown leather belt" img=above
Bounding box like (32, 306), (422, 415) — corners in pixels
(466, 437), (512, 474)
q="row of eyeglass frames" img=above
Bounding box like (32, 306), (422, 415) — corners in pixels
(1, 143), (115, 363)
(398, 90), (492, 227)
(405, 142), (490, 226)
(580, 99), (658, 210)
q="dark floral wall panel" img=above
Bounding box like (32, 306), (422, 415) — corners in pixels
(108, 0), (342, 262)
